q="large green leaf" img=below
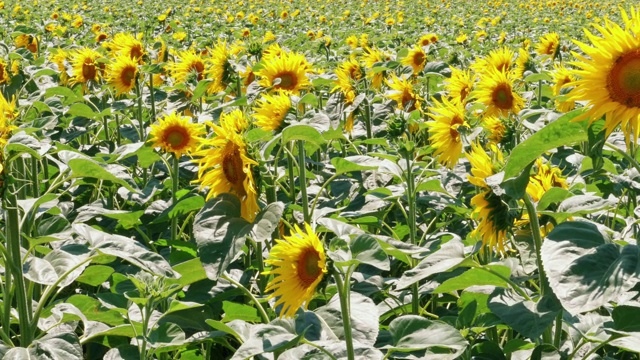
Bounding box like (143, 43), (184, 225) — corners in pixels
(315, 292), (379, 346)
(433, 265), (511, 294)
(503, 109), (587, 180)
(333, 234), (390, 271)
(230, 323), (300, 360)
(331, 156), (378, 176)
(386, 315), (467, 358)
(542, 221), (640, 315)
(68, 158), (137, 192)
(396, 238), (469, 290)
(194, 194), (251, 281)
(23, 249), (90, 287)
(249, 202), (284, 243)
(488, 288), (562, 339)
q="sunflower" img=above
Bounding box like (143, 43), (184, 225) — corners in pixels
(361, 47), (388, 89)
(346, 35), (358, 49)
(169, 49), (206, 85)
(263, 223), (327, 318)
(107, 33), (145, 63)
(149, 112), (204, 158)
(0, 94), (17, 147)
(483, 116), (506, 145)
(256, 50), (311, 95)
(402, 46), (427, 75)
(514, 48), (530, 80)
(15, 34), (37, 54)
(206, 40), (233, 94)
(473, 68), (524, 118)
(445, 67), (474, 105)
(527, 158), (567, 202)
(69, 47), (103, 86)
(106, 55), (138, 95)
(568, 10), (640, 140)
(466, 143), (512, 253)
(95, 32), (108, 43)
(551, 63), (576, 112)
(0, 59), (9, 85)
(220, 109), (249, 134)
(253, 93), (291, 132)
(192, 121), (258, 221)
(385, 74), (422, 112)
(472, 47), (514, 75)
(536, 33), (560, 58)
(263, 31), (277, 43)
(426, 97), (468, 169)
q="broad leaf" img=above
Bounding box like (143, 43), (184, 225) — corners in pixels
(386, 315), (467, 358)
(396, 239), (468, 290)
(488, 288), (562, 339)
(315, 292), (379, 346)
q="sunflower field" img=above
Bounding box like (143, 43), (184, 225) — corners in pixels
(2, 0), (640, 359)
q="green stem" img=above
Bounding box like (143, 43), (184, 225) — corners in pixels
(523, 194), (550, 296)
(5, 189), (33, 346)
(222, 274), (270, 324)
(135, 77), (145, 141)
(287, 143), (296, 203)
(553, 311), (563, 349)
(537, 79), (542, 108)
(171, 155), (179, 243)
(297, 141), (310, 223)
(333, 270), (355, 360)
(309, 173), (340, 218)
(402, 147), (420, 315)
(148, 72), (156, 124)
(364, 99), (372, 153)
(30, 157), (39, 198)
(301, 339), (337, 360)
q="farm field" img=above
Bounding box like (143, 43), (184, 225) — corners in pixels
(1, 0), (640, 359)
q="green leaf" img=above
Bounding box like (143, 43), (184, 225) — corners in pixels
(349, 234), (390, 271)
(222, 301), (262, 323)
(23, 249), (90, 287)
(433, 265), (511, 294)
(524, 72), (553, 83)
(148, 323), (186, 351)
(67, 103), (98, 119)
(191, 79), (212, 102)
(6, 132), (45, 159)
(250, 202), (284, 243)
(315, 292), (379, 346)
(282, 124), (325, 147)
(488, 288), (562, 339)
(76, 265), (114, 286)
(612, 305), (640, 332)
(68, 158), (136, 192)
(331, 156), (378, 176)
(103, 345), (140, 360)
(542, 221), (640, 315)
(537, 187), (572, 211)
(503, 109), (587, 180)
(230, 324), (299, 360)
(205, 320), (243, 343)
(387, 315), (467, 357)
(194, 194), (251, 281)
(169, 258), (208, 286)
(150, 194), (205, 224)
(45, 86), (82, 105)
(298, 93), (318, 107)
(396, 238), (468, 290)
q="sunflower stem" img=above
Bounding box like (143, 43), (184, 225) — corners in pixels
(333, 270), (355, 360)
(222, 273), (270, 324)
(604, 142), (640, 175)
(5, 178), (33, 346)
(523, 194), (549, 297)
(364, 98), (372, 153)
(171, 154), (179, 243)
(148, 72), (156, 124)
(287, 142), (296, 203)
(537, 80), (542, 108)
(135, 76), (145, 141)
(297, 141), (310, 223)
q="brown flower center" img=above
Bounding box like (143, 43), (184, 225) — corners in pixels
(164, 126), (189, 149)
(120, 65), (136, 87)
(608, 49), (640, 108)
(274, 71), (297, 91)
(491, 83), (514, 110)
(82, 60), (97, 81)
(222, 144), (246, 188)
(297, 248), (322, 287)
(449, 115), (464, 142)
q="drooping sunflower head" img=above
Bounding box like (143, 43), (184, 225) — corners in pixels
(346, 35), (358, 49)
(473, 68), (524, 118)
(169, 49), (207, 85)
(15, 34), (38, 54)
(385, 73), (422, 112)
(70, 47), (103, 86)
(466, 141), (503, 188)
(535, 32), (560, 57)
(253, 93), (292, 132)
(568, 8), (640, 140)
(0, 93), (17, 145)
(106, 55), (138, 95)
(206, 40), (233, 94)
(402, 46), (427, 75)
(551, 63), (576, 112)
(256, 50), (311, 95)
(427, 97), (468, 169)
(263, 31), (277, 44)
(149, 112), (204, 157)
(0, 59), (9, 85)
(527, 158), (567, 202)
(95, 32), (109, 44)
(107, 33), (146, 63)
(445, 67), (474, 105)
(192, 122), (258, 221)
(264, 223), (327, 318)
(220, 109), (249, 134)
(482, 116), (506, 145)
(470, 190), (515, 255)
(514, 48), (531, 80)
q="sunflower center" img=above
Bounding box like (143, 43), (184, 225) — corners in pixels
(449, 115), (464, 142)
(82, 61), (96, 81)
(130, 45), (143, 60)
(402, 90), (417, 111)
(191, 61), (205, 81)
(120, 66), (136, 86)
(222, 145), (246, 187)
(491, 83), (514, 110)
(413, 52), (425, 67)
(608, 50), (640, 108)
(297, 248), (322, 286)
(164, 126), (189, 149)
(460, 86), (470, 103)
(275, 71), (297, 90)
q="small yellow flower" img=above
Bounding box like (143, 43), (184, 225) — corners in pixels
(149, 112), (204, 158)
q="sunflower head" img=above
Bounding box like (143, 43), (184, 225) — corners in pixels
(253, 93), (292, 132)
(149, 112), (204, 157)
(0, 59), (9, 85)
(445, 67), (474, 105)
(470, 190), (515, 254)
(427, 97), (468, 169)
(568, 7), (640, 141)
(385, 74), (422, 112)
(106, 55), (139, 95)
(527, 158), (567, 202)
(169, 49), (206, 85)
(536, 32), (560, 57)
(256, 50), (311, 95)
(473, 68), (524, 118)
(264, 223), (327, 318)
(70, 47), (103, 86)
(206, 40), (233, 94)
(402, 46), (427, 75)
